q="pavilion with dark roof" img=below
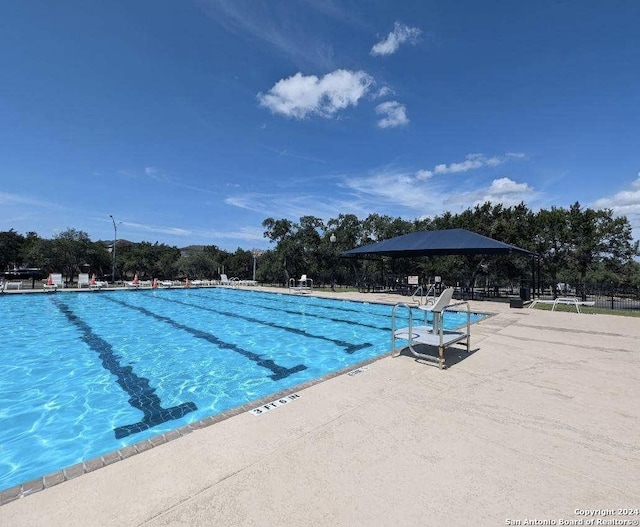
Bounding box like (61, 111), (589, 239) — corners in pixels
(342, 228), (538, 300)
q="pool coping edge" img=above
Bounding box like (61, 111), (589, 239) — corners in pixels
(0, 352), (390, 506)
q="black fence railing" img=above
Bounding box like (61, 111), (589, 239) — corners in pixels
(365, 278), (640, 312)
(534, 283), (640, 311)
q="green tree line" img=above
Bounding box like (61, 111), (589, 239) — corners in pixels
(260, 201), (640, 293)
(0, 229), (257, 284)
(1, 201), (639, 291)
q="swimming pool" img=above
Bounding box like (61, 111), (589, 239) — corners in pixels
(0, 288), (485, 492)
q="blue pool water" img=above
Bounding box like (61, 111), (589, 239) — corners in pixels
(0, 288), (485, 491)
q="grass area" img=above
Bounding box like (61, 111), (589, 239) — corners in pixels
(530, 303), (640, 317)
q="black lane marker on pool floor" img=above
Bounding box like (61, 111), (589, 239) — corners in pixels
(103, 296), (307, 380)
(154, 293), (373, 355)
(52, 299), (197, 439)
(201, 292), (392, 332)
(243, 291), (396, 321)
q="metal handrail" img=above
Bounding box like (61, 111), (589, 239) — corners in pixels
(410, 286), (424, 305)
(391, 303), (414, 356)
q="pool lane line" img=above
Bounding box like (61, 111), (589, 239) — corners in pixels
(150, 293), (373, 355)
(102, 296), (307, 381)
(218, 288), (397, 320)
(51, 298), (197, 440)
(191, 291), (394, 332)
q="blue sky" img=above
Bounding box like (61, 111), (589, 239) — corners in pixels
(1, 0), (639, 250)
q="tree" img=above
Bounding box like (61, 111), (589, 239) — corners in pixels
(49, 229), (93, 283)
(566, 202), (639, 298)
(0, 229), (26, 270)
(534, 207), (571, 294)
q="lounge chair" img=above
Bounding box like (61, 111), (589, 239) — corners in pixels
(528, 297), (595, 314)
(191, 279), (211, 287)
(44, 273), (64, 291)
(125, 273), (150, 289)
(78, 273), (90, 288)
(288, 274), (313, 293)
(3, 280), (23, 291)
(219, 274), (238, 287)
(391, 287), (471, 369)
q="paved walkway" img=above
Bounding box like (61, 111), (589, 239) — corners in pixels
(2, 288), (639, 526)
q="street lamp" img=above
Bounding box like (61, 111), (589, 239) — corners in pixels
(251, 249), (263, 281)
(330, 233), (337, 291)
(110, 215), (117, 283)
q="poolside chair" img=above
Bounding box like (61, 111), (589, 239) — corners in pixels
(528, 296), (595, 314)
(392, 287), (471, 369)
(88, 273), (108, 289)
(220, 274), (238, 287)
(44, 273), (64, 290)
(77, 273), (90, 288)
(125, 273), (141, 288)
(417, 287), (455, 334)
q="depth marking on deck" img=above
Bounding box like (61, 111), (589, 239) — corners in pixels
(249, 393), (300, 415)
(347, 366), (368, 377)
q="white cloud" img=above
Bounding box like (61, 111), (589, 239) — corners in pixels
(433, 153), (503, 175)
(419, 152), (526, 178)
(197, 0), (337, 70)
(445, 177), (535, 207)
(592, 173), (640, 242)
(0, 191), (56, 208)
(342, 164), (537, 218)
(225, 191), (370, 223)
(593, 173), (640, 215)
(371, 22), (422, 56)
(487, 177), (532, 195)
(373, 86), (394, 99)
(375, 101), (409, 128)
(415, 169), (433, 180)
(121, 220), (193, 237)
(343, 171), (437, 210)
(257, 70), (374, 119)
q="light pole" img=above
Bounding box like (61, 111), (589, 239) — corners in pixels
(330, 233), (337, 291)
(251, 249), (263, 281)
(110, 215), (117, 283)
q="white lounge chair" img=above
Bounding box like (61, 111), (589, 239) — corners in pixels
(191, 279), (212, 287)
(392, 287), (471, 369)
(3, 280), (23, 291)
(44, 273), (64, 291)
(528, 297), (595, 313)
(78, 273), (90, 288)
(219, 274), (238, 287)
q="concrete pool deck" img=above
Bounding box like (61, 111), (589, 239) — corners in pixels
(1, 287), (639, 526)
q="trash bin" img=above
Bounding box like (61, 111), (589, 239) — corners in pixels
(519, 287), (530, 301)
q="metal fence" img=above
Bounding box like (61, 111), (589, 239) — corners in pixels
(534, 282), (640, 311)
